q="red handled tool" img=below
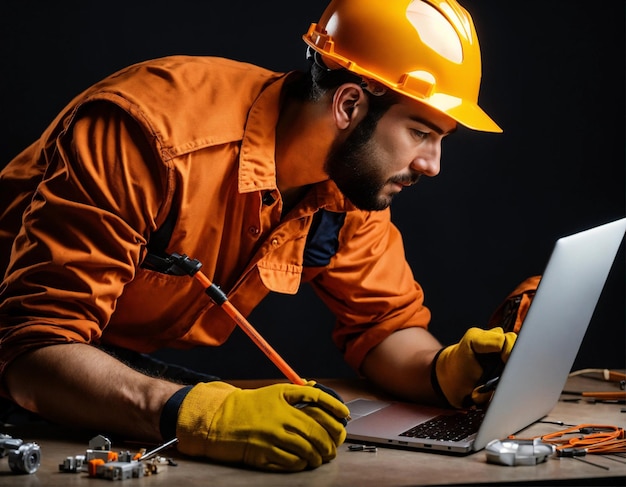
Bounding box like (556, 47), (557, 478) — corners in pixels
(165, 253), (306, 386)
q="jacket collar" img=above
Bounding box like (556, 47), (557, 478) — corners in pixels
(238, 74), (286, 194)
(238, 72), (358, 215)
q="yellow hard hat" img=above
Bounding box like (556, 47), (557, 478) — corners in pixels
(303, 0), (501, 132)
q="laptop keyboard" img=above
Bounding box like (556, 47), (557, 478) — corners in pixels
(399, 409), (486, 442)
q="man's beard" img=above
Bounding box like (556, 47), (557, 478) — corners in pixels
(324, 112), (420, 211)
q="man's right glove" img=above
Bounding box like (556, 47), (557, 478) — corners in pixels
(431, 327), (516, 409)
(174, 381), (350, 472)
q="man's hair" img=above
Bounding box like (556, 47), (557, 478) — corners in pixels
(286, 49), (399, 123)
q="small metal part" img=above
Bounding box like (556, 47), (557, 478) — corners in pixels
(348, 444), (377, 452)
(96, 460), (144, 480)
(485, 438), (555, 466)
(0, 434), (41, 474)
(88, 435), (112, 451)
(59, 454), (86, 473)
(8, 443), (41, 474)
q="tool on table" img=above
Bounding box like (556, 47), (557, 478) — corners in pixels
(137, 438), (179, 462)
(504, 423), (626, 470)
(561, 390), (626, 402)
(569, 368), (626, 384)
(569, 368), (626, 393)
(348, 444), (377, 452)
(60, 435), (177, 478)
(539, 424), (626, 455)
(485, 438), (555, 466)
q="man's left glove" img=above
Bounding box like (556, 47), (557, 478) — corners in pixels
(431, 327), (516, 408)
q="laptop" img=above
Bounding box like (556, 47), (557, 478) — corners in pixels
(346, 217), (626, 454)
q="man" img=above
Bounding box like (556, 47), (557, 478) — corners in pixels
(0, 0), (515, 472)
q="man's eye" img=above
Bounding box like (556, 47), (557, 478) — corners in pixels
(412, 129), (428, 139)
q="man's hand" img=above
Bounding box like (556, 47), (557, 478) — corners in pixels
(432, 327), (516, 408)
(175, 381), (350, 472)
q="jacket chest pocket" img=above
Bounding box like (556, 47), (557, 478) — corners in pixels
(256, 210), (346, 294)
(105, 267), (212, 348)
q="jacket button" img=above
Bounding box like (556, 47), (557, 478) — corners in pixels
(249, 226), (260, 235)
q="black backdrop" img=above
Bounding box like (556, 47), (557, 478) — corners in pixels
(1, 1), (624, 379)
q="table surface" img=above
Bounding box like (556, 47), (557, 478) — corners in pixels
(0, 375), (624, 486)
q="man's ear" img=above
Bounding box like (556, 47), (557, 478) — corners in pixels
(332, 83), (368, 130)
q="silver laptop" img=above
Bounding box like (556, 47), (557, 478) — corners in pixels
(346, 217), (626, 454)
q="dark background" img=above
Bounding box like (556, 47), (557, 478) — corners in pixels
(1, 1), (624, 379)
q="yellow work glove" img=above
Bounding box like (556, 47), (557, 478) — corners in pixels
(175, 381), (350, 472)
(431, 327), (516, 409)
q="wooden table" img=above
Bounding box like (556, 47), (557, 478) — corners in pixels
(0, 375), (624, 486)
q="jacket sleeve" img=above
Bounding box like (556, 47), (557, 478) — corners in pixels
(0, 101), (169, 382)
(309, 208), (431, 373)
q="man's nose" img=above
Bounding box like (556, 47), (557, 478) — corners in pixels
(410, 152), (441, 177)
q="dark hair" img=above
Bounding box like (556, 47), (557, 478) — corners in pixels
(286, 48), (399, 122)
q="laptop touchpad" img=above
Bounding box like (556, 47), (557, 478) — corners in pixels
(347, 400), (443, 436)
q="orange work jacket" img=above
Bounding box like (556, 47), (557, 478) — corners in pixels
(0, 56), (430, 390)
